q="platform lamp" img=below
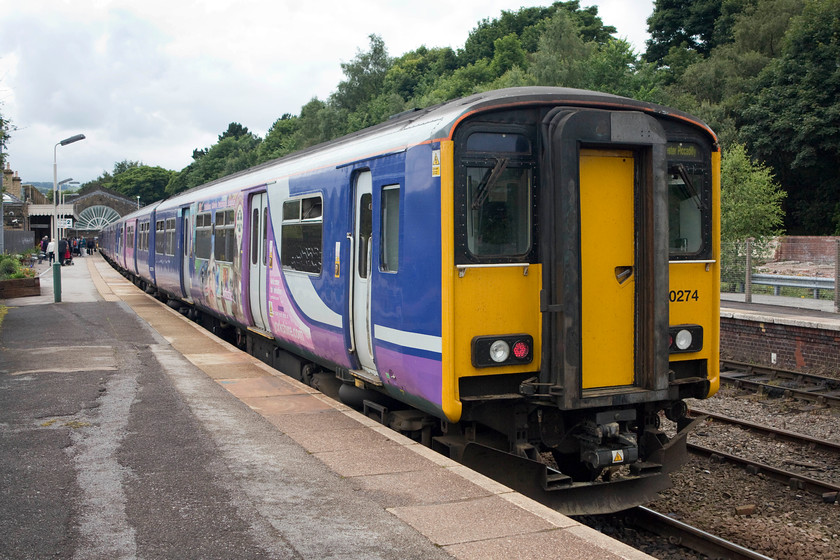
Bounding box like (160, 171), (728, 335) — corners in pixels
(52, 133), (85, 303)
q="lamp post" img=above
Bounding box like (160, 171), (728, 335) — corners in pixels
(52, 133), (85, 302)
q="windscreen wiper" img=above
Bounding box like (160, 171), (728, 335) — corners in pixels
(471, 157), (509, 209)
(670, 163), (706, 211)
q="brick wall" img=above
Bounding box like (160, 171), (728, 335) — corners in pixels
(721, 317), (840, 374)
(774, 236), (840, 264)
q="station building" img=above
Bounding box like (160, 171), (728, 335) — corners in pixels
(2, 163), (137, 252)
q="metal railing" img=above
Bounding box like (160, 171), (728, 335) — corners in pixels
(722, 237), (839, 313)
(750, 274), (834, 299)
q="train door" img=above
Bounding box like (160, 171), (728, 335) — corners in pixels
(542, 109), (668, 402)
(579, 149), (635, 388)
(248, 192), (270, 331)
(181, 206), (193, 302)
(351, 171), (378, 378)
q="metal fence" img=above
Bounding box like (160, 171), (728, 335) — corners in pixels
(721, 237), (839, 313)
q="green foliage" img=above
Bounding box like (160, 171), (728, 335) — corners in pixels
(165, 126), (261, 195)
(459, 6), (556, 66)
(332, 35), (391, 113)
(720, 143), (785, 243)
(720, 143), (785, 287)
(112, 165), (175, 205)
(63, 0), (830, 241)
(531, 9), (594, 87)
(646, 0), (724, 64)
(384, 46), (458, 100)
(738, 0), (840, 234)
(257, 114), (301, 163)
(490, 34), (528, 76)
(0, 254), (27, 280)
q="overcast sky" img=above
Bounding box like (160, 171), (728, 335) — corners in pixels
(0, 0), (654, 186)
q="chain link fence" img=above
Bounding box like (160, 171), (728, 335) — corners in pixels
(721, 237), (839, 312)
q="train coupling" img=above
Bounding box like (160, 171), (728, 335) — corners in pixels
(578, 410), (639, 470)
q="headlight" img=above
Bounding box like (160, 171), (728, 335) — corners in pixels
(668, 325), (703, 353)
(675, 329), (693, 350)
(489, 340), (510, 363)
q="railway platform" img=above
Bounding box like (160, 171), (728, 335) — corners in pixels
(0, 254), (650, 560)
(721, 293), (840, 376)
(721, 292), (840, 330)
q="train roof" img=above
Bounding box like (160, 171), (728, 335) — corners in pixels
(155, 87), (715, 211)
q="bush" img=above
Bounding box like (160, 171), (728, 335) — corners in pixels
(0, 254), (31, 280)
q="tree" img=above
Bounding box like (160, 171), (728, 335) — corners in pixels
(720, 143), (785, 243)
(490, 33), (528, 76)
(720, 143), (785, 287)
(0, 113), (11, 172)
(257, 114), (300, 164)
(166, 127), (261, 195)
(646, 0), (724, 64)
(384, 46), (458, 101)
(218, 122), (250, 142)
(331, 35), (391, 113)
(458, 2), (615, 67)
(738, 0), (840, 234)
(112, 160), (142, 175)
(111, 165), (175, 204)
(531, 9), (594, 87)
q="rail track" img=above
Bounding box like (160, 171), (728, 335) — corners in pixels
(623, 506), (775, 560)
(720, 360), (840, 407)
(687, 408), (840, 500)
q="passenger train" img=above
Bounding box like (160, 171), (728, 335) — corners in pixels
(101, 87), (720, 514)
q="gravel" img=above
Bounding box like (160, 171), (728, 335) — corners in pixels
(646, 385), (840, 559)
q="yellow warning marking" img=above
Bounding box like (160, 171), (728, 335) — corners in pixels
(432, 149), (441, 177)
(612, 450), (623, 463)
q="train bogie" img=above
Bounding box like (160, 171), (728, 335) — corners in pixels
(101, 87), (719, 514)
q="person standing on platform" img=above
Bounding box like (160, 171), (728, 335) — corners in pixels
(58, 238), (68, 266)
(39, 237), (48, 263)
(46, 239), (56, 264)
(80, 238), (87, 257)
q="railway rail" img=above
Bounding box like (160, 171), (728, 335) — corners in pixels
(624, 506), (775, 560)
(720, 360), (840, 407)
(686, 408), (840, 499)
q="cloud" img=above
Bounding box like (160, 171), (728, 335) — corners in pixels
(0, 0), (652, 184)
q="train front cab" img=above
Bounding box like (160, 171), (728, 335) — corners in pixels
(440, 102), (719, 513)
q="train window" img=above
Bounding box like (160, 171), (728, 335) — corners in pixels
(183, 217), (189, 257)
(381, 185), (400, 273)
(262, 207), (268, 266)
(667, 162), (707, 256)
(195, 213), (212, 259)
(466, 164), (532, 257)
(281, 196), (323, 274)
(251, 208), (259, 266)
(165, 218), (176, 256)
(214, 210), (235, 262)
(127, 225), (135, 249)
(155, 220), (165, 255)
(466, 133), (530, 154)
(357, 194), (372, 278)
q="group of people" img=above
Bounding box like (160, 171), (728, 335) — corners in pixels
(39, 236), (97, 266)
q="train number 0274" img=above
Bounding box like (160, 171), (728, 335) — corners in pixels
(669, 289), (699, 302)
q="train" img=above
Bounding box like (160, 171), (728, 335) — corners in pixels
(100, 87), (720, 515)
